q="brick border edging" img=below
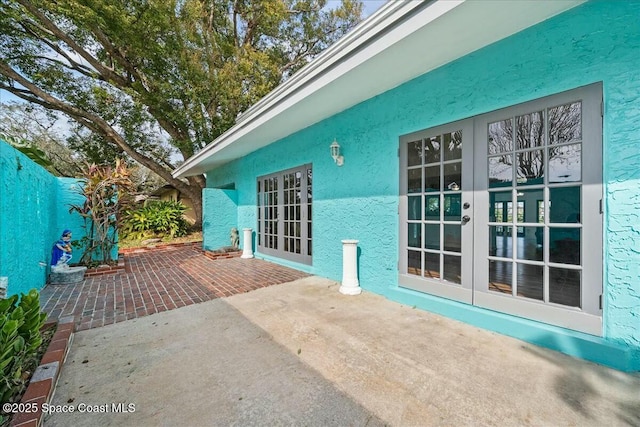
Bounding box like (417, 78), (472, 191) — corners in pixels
(9, 316), (74, 427)
(82, 255), (126, 277)
(202, 249), (242, 260)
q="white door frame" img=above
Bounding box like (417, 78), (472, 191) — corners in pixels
(398, 82), (603, 336)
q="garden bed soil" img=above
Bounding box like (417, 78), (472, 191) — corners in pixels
(118, 240), (203, 254)
(117, 231), (203, 250)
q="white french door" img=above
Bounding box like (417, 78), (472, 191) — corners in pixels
(257, 164), (312, 265)
(399, 119), (475, 304)
(399, 83), (603, 335)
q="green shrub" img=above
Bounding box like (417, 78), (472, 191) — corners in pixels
(122, 200), (189, 239)
(0, 290), (47, 406)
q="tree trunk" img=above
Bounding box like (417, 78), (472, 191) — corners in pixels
(189, 191), (204, 230)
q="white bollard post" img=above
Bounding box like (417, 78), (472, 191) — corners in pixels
(241, 228), (254, 259)
(339, 240), (361, 295)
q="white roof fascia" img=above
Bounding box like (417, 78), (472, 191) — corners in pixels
(232, 0), (430, 126)
(174, 0), (584, 178)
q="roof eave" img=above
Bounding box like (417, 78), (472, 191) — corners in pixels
(173, 0), (585, 178)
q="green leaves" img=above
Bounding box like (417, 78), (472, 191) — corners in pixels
(67, 160), (135, 265)
(0, 0), (363, 229)
(123, 200), (189, 239)
(0, 289), (46, 405)
(0, 133), (54, 170)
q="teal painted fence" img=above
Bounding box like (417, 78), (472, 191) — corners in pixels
(0, 141), (88, 297)
(204, 1), (640, 370)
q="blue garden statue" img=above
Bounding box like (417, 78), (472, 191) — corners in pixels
(51, 229), (73, 272)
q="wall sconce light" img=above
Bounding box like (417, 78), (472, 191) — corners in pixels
(330, 139), (344, 166)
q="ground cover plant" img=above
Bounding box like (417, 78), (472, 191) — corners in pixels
(122, 200), (190, 240)
(0, 290), (48, 426)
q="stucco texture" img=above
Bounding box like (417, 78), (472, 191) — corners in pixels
(202, 188), (238, 250)
(205, 1), (640, 366)
(0, 141), (89, 297)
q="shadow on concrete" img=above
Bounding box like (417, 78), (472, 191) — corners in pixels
(521, 335), (640, 426)
(44, 298), (385, 427)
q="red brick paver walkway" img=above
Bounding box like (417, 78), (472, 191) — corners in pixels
(40, 245), (310, 331)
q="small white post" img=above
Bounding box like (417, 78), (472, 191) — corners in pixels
(339, 240), (361, 295)
(241, 228), (254, 259)
(0, 277), (8, 299)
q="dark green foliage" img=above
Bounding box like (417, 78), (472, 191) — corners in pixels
(0, 290), (47, 407)
(0, 133), (54, 172)
(123, 201), (189, 239)
(0, 0), (364, 228)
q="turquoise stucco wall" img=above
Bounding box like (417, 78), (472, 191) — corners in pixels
(205, 1), (640, 369)
(202, 188), (238, 250)
(0, 142), (58, 296)
(0, 141), (91, 297)
(57, 177), (87, 242)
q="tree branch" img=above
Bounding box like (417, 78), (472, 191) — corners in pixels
(15, 0), (130, 87)
(0, 59), (193, 194)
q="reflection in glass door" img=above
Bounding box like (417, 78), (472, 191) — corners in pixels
(399, 120), (474, 303)
(399, 83), (602, 335)
(474, 83), (603, 335)
(485, 103), (584, 304)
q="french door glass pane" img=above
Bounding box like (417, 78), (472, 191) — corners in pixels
(549, 187), (580, 223)
(489, 260), (513, 294)
(408, 196), (421, 220)
(424, 136), (441, 163)
(489, 191), (511, 222)
(408, 141), (422, 166)
(516, 226), (543, 261)
(408, 169), (421, 193)
(424, 224), (439, 250)
(549, 228), (581, 265)
(489, 155), (513, 188)
(516, 111), (544, 149)
(425, 252), (440, 279)
(549, 144), (581, 183)
(424, 166), (440, 192)
(444, 162), (461, 191)
(408, 250), (421, 276)
(549, 268), (581, 307)
(517, 263), (543, 301)
(408, 224), (421, 248)
(425, 195), (439, 220)
(443, 224), (461, 253)
(489, 226), (513, 258)
(443, 131), (462, 161)
(443, 194), (461, 221)
(549, 102), (581, 144)
(443, 255), (461, 284)
(488, 119), (513, 154)
(516, 149), (544, 185)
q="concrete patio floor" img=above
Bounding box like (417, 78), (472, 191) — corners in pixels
(44, 277), (640, 427)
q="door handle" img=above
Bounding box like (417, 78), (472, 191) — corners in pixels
(462, 215), (471, 224)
